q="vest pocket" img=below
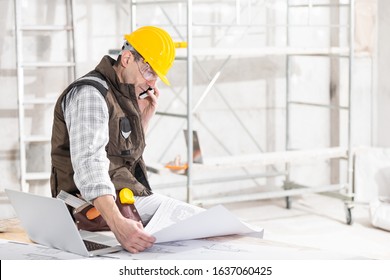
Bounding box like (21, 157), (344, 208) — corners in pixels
(120, 117), (131, 139)
(113, 115), (142, 158)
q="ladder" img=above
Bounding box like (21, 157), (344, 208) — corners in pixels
(14, 0), (76, 192)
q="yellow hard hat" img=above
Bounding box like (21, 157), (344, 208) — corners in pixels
(124, 26), (175, 86)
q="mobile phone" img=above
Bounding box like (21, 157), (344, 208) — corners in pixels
(139, 87), (154, 99)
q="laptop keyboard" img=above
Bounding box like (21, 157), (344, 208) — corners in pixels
(83, 240), (110, 251)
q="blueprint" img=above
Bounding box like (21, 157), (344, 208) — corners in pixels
(144, 199), (264, 243)
(0, 239), (82, 260)
(0, 236), (365, 260)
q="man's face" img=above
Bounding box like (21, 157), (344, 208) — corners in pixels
(122, 51), (159, 95)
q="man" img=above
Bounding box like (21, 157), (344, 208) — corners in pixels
(50, 26), (176, 253)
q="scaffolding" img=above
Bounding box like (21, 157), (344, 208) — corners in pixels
(14, 0), (76, 192)
(129, 0), (359, 223)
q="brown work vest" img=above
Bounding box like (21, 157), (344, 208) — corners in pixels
(50, 56), (152, 198)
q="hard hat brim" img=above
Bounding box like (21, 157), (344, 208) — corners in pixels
(155, 70), (170, 86)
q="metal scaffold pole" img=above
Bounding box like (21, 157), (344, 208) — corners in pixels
(186, 0), (193, 204)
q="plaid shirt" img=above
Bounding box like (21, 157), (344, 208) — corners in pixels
(62, 85), (116, 202)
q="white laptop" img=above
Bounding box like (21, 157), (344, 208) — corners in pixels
(5, 189), (122, 257)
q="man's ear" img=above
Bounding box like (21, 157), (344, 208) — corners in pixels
(121, 50), (132, 67)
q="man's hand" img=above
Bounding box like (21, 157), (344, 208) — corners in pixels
(137, 86), (160, 132)
(93, 195), (155, 253)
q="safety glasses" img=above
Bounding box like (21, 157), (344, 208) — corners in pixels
(136, 59), (158, 82)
